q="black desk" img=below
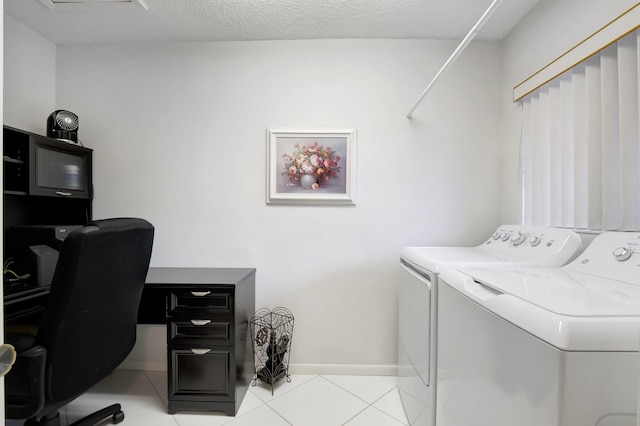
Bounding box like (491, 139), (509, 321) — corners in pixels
(4, 286), (50, 324)
(4, 267), (256, 416)
(141, 267), (256, 415)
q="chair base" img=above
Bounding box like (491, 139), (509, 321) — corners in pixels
(25, 404), (124, 426)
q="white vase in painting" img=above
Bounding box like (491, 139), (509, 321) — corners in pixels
(300, 174), (316, 189)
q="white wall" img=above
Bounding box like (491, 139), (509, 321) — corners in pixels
(3, 14), (56, 133)
(499, 0), (639, 224)
(47, 39), (502, 371)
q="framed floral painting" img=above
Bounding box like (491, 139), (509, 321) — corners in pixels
(266, 128), (357, 205)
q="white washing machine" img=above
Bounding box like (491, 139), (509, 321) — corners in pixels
(436, 231), (640, 426)
(398, 225), (583, 426)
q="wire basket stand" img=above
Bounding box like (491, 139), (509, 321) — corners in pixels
(250, 307), (294, 395)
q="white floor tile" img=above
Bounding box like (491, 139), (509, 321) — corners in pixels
(118, 402), (180, 426)
(323, 374), (398, 403)
(373, 388), (409, 425)
(173, 410), (236, 426)
(65, 370), (163, 424)
(6, 370), (410, 426)
(344, 406), (406, 426)
(145, 370), (169, 405)
(249, 374), (316, 402)
(235, 390), (266, 416)
(397, 387), (425, 425)
(267, 376), (368, 426)
(224, 405), (291, 426)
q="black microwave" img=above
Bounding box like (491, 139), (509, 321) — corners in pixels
(29, 135), (92, 199)
(4, 126), (93, 199)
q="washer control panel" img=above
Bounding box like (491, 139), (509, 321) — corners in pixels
(486, 226), (569, 250)
(565, 232), (640, 283)
(480, 225), (583, 267)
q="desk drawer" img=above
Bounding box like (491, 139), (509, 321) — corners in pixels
(168, 346), (235, 405)
(170, 319), (232, 343)
(169, 289), (233, 316)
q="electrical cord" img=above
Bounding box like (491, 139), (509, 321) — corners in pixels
(3, 258), (31, 282)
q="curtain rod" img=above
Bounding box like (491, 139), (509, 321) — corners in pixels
(406, 0), (504, 119)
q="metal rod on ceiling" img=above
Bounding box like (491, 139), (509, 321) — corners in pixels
(406, 0), (504, 119)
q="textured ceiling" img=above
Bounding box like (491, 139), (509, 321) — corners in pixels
(5, 0), (541, 45)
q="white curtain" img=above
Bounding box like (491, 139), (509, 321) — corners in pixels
(521, 29), (640, 231)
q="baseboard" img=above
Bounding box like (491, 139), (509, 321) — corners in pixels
(118, 361), (398, 376)
(285, 363), (398, 376)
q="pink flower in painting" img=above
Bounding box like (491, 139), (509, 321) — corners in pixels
(312, 183), (319, 190)
(310, 154), (320, 167)
(288, 166), (297, 175)
(301, 160), (314, 174)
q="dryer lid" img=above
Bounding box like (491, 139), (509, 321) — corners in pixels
(400, 247), (516, 273)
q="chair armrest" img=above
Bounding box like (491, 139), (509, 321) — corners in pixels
(5, 345), (47, 420)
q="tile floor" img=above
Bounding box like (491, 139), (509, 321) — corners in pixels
(7, 369), (409, 426)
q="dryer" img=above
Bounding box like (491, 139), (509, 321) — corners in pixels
(436, 232), (640, 426)
(398, 225), (583, 426)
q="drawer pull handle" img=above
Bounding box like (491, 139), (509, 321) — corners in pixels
(55, 191), (72, 197)
(190, 319), (211, 326)
(191, 348), (211, 355)
(190, 291), (211, 297)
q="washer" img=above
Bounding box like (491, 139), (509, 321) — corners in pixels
(436, 232), (640, 426)
(398, 225), (583, 426)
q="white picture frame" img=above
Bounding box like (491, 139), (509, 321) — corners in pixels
(266, 128), (357, 205)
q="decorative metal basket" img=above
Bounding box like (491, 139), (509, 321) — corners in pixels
(249, 307), (294, 395)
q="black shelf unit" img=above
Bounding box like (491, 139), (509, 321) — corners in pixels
(3, 125), (93, 300)
(3, 125), (93, 231)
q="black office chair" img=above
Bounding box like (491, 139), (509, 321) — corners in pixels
(5, 218), (154, 426)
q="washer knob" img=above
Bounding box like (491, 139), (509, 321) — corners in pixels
(500, 232), (510, 241)
(511, 232), (526, 246)
(528, 235), (541, 247)
(492, 232), (500, 240)
(613, 247), (633, 261)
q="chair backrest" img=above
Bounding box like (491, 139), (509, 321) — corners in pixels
(35, 218), (154, 404)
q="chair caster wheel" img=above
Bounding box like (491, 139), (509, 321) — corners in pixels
(112, 410), (125, 424)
